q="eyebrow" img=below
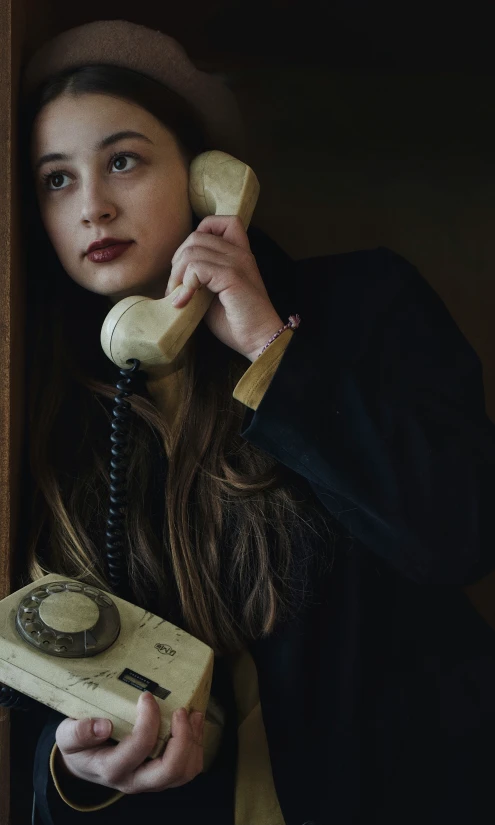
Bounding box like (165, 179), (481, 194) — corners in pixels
(35, 131), (154, 171)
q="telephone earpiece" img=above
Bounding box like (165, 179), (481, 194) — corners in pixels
(189, 150), (260, 231)
(100, 150), (260, 377)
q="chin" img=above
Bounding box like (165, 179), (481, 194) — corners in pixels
(83, 274), (165, 303)
(115, 282), (165, 302)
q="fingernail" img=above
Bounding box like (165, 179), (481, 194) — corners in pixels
(174, 707), (187, 721)
(172, 288), (185, 306)
(93, 719), (111, 738)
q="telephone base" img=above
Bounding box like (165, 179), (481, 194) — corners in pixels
(0, 574), (218, 760)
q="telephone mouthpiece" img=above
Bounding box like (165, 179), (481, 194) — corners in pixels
(100, 288), (215, 375)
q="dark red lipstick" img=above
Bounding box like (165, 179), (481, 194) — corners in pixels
(86, 238), (134, 263)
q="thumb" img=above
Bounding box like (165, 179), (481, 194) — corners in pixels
(56, 716), (113, 755)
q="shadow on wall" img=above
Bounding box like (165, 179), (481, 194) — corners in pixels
(231, 68), (495, 420)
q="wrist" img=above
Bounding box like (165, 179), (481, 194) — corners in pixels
(245, 315), (285, 363)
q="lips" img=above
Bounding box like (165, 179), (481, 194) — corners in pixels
(86, 242), (134, 263)
(86, 238), (131, 254)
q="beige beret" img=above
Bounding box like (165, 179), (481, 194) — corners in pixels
(22, 19), (246, 158)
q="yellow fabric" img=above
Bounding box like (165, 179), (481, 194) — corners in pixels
(50, 334), (292, 819)
(233, 329), (293, 410)
(228, 649), (286, 825)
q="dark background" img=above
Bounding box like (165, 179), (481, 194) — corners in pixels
(21, 0), (495, 72)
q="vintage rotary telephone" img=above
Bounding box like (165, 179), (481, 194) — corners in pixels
(0, 151), (260, 760)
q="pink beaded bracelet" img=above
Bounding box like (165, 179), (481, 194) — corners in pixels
(258, 314), (301, 358)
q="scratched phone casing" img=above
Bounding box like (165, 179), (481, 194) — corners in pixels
(0, 574), (213, 758)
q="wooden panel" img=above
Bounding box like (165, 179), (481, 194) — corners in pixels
(0, 0), (13, 818)
(0, 0), (27, 821)
(2, 2), (56, 818)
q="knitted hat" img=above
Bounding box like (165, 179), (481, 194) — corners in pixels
(22, 19), (246, 158)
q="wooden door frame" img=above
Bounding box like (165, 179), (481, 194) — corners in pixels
(1, 0), (27, 821)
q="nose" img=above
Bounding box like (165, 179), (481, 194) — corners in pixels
(80, 179), (117, 225)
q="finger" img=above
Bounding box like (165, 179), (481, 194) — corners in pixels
(166, 241), (248, 298)
(102, 691), (161, 782)
(125, 707), (203, 793)
(165, 729), (204, 788)
(168, 268), (204, 309)
(190, 711), (205, 747)
(196, 215), (250, 250)
(171, 217), (250, 269)
(166, 249), (219, 298)
(171, 235), (230, 269)
(170, 261), (235, 308)
(56, 716), (113, 756)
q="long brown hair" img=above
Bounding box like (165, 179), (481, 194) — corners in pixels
(19, 65), (335, 654)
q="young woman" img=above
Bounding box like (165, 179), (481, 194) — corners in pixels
(13, 19), (495, 825)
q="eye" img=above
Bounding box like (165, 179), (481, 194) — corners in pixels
(41, 170), (70, 191)
(40, 152), (140, 191)
(109, 152), (140, 173)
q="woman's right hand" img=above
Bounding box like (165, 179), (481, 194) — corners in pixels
(54, 691), (205, 793)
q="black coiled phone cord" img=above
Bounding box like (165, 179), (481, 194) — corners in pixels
(0, 684), (36, 710)
(0, 358), (141, 711)
(105, 358), (141, 595)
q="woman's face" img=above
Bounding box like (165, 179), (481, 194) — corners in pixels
(31, 91), (193, 303)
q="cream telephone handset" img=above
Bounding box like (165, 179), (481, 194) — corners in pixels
(0, 150), (259, 762)
(100, 150), (260, 376)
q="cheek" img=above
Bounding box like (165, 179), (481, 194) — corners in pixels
(142, 189), (192, 250)
(142, 164), (190, 222)
(141, 179), (188, 221)
(40, 202), (72, 258)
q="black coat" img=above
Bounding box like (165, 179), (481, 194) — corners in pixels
(31, 229), (495, 825)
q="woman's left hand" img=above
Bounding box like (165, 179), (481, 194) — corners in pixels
(164, 215), (284, 362)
